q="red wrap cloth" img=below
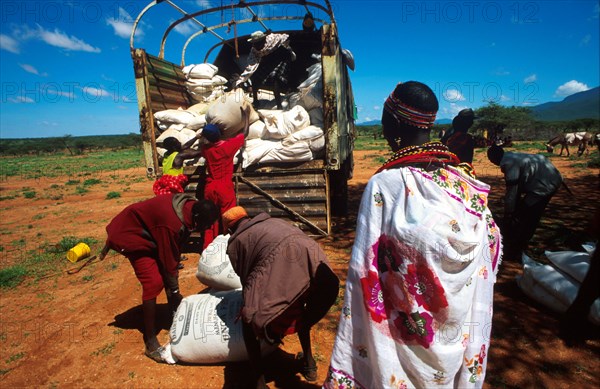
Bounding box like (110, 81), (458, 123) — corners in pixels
(202, 133), (245, 248)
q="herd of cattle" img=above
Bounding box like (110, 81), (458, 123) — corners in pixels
(545, 131), (600, 157)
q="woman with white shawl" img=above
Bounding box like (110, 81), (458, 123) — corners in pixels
(324, 81), (502, 389)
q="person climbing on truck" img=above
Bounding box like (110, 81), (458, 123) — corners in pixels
(152, 135), (203, 195)
(201, 106), (250, 248)
(236, 30), (296, 109)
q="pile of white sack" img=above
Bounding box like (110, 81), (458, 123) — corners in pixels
(517, 244), (599, 325)
(183, 63), (227, 103)
(152, 62), (326, 166)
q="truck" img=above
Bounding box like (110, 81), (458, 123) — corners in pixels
(130, 0), (355, 241)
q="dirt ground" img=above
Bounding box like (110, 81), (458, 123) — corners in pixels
(1, 144), (599, 388)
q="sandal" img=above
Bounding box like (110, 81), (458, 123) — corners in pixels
(296, 352), (318, 382)
(301, 364), (318, 382)
(145, 346), (165, 363)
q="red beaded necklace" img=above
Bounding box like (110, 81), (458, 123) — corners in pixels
(376, 142), (460, 174)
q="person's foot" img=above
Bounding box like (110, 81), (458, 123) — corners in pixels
(296, 352), (318, 381)
(145, 346), (164, 363)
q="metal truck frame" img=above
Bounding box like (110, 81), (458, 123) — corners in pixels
(130, 0), (355, 238)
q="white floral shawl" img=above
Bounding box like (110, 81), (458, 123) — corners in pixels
(325, 165), (502, 389)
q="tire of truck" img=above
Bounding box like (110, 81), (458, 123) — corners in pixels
(329, 153), (353, 217)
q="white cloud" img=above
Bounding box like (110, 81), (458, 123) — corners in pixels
(493, 67), (510, 76)
(196, 0), (212, 7)
(554, 80), (590, 97)
(19, 63), (47, 76)
(172, 19), (200, 36)
(593, 3), (599, 19)
(500, 95), (511, 102)
(373, 105), (381, 111)
(47, 89), (75, 99)
(8, 96), (35, 103)
(524, 74), (537, 83)
(36, 25), (101, 52)
(107, 7), (141, 39)
(440, 103), (468, 119)
(443, 89), (466, 102)
(82, 86), (111, 98)
(580, 34), (591, 46)
(0, 34), (19, 53)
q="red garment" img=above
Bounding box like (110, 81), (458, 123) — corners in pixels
(446, 132), (475, 164)
(202, 133), (244, 247)
(105, 195), (194, 300)
(129, 255), (164, 300)
(153, 174), (188, 195)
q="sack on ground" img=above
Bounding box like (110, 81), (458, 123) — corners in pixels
(169, 290), (276, 363)
(518, 254), (600, 325)
(196, 234), (242, 291)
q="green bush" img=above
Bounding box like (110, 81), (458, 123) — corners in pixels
(0, 265), (28, 288)
(106, 191), (121, 199)
(23, 191), (36, 199)
(83, 178), (102, 186)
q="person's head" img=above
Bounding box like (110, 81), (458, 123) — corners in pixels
(487, 144), (505, 166)
(248, 30), (267, 50)
(381, 81), (438, 151)
(303, 12), (316, 31)
(191, 199), (220, 231)
(202, 124), (221, 143)
(222, 206), (249, 233)
(163, 137), (182, 154)
(452, 108), (475, 133)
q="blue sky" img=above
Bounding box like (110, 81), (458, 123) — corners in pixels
(1, 0), (599, 138)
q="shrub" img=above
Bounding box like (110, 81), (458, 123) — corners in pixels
(0, 265), (28, 288)
(106, 191), (121, 199)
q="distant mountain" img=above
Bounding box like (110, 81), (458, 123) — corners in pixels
(357, 118), (452, 126)
(357, 120), (381, 126)
(530, 87), (600, 121)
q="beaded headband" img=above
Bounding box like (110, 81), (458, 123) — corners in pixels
(384, 92), (437, 129)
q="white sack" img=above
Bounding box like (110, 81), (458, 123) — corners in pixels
(259, 106), (310, 140)
(282, 125), (323, 146)
(545, 250), (591, 283)
(247, 120), (267, 140)
(196, 234), (242, 291)
(186, 75), (228, 89)
(169, 290), (276, 363)
(242, 138), (279, 168)
(206, 92), (258, 138)
(189, 86), (225, 103)
(261, 141), (313, 164)
(518, 254), (600, 325)
(154, 109), (199, 125)
(183, 63), (218, 79)
(156, 128), (186, 144)
(309, 135), (325, 153)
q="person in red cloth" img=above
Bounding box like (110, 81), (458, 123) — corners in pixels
(98, 194), (219, 362)
(443, 108), (477, 164)
(152, 135), (203, 195)
(201, 108), (249, 248)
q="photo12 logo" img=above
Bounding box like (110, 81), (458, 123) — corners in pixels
(2, 82), (137, 104)
(1, 2), (143, 24)
(399, 1), (540, 24)
(432, 81), (539, 106)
